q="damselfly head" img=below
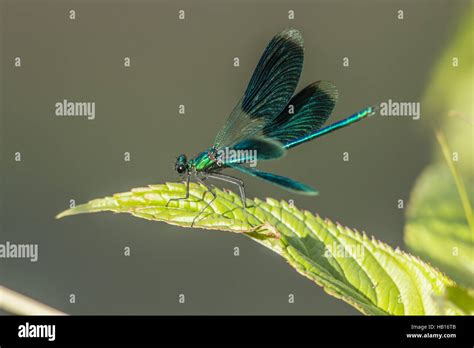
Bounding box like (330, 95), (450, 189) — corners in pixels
(175, 154), (188, 174)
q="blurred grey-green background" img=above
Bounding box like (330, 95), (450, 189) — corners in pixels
(1, 0), (468, 314)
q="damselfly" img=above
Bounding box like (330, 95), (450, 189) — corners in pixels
(169, 29), (376, 225)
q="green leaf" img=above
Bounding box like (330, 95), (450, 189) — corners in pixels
(404, 2), (474, 294)
(405, 162), (474, 288)
(422, 3), (474, 128)
(421, 2), (473, 177)
(57, 182), (456, 315)
(434, 285), (474, 315)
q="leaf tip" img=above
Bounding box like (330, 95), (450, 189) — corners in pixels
(55, 211), (68, 220)
(55, 207), (84, 220)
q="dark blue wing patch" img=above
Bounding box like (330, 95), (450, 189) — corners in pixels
(214, 29), (304, 148)
(242, 28), (304, 119)
(262, 80), (338, 146)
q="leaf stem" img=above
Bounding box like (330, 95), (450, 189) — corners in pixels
(0, 285), (66, 315)
(435, 130), (474, 233)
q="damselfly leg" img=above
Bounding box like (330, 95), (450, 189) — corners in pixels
(165, 173), (191, 207)
(191, 175), (217, 227)
(205, 172), (248, 209)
